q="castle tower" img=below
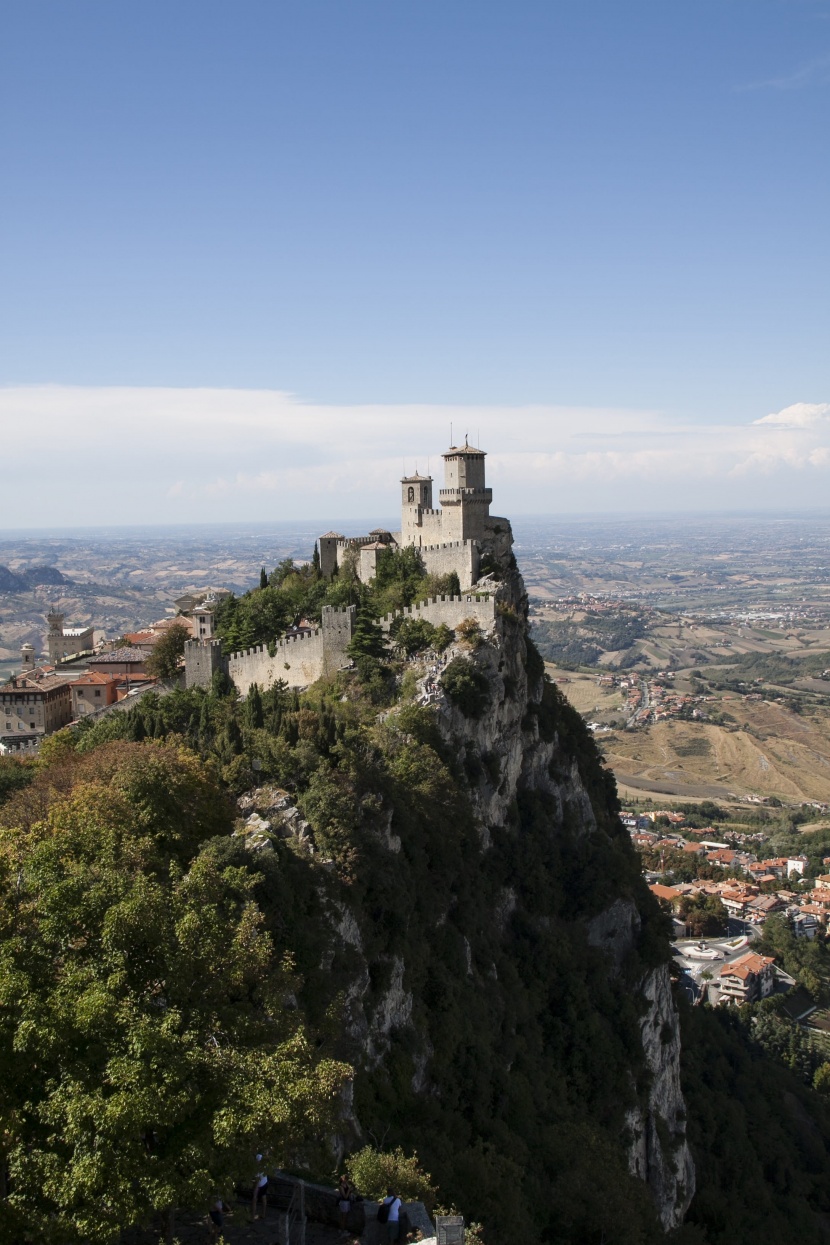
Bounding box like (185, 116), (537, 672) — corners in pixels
(400, 472), (433, 546)
(439, 438), (492, 541)
(46, 610), (65, 665)
(20, 643), (36, 672)
(318, 531), (344, 578)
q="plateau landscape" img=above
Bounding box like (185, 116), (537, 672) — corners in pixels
(2, 3), (830, 1245)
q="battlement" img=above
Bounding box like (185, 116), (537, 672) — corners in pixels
(229, 628), (321, 662)
(379, 593), (496, 633)
(418, 539), (477, 552)
(439, 487), (492, 501)
(335, 535), (384, 549)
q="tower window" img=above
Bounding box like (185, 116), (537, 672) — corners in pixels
(407, 487), (415, 503)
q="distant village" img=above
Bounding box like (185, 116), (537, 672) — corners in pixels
(620, 809), (830, 1006)
(0, 589), (228, 755)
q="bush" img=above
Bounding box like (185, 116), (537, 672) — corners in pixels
(394, 617), (438, 656)
(456, 617), (483, 649)
(441, 657), (490, 718)
(345, 1146), (438, 1209)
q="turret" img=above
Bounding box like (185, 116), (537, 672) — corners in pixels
(439, 439), (492, 540)
(400, 472), (434, 545)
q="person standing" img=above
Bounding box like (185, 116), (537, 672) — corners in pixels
(381, 1190), (402, 1243)
(337, 1174), (354, 1232)
(252, 1153), (269, 1220)
(207, 1197), (232, 1241)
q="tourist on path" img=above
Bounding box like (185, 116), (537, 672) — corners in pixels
(337, 1174), (354, 1231)
(207, 1197), (232, 1241)
(380, 1190), (402, 1243)
(252, 1153), (269, 1220)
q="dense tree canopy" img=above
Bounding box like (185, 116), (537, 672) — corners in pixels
(0, 741), (348, 1244)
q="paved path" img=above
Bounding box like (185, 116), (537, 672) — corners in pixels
(125, 1200), (358, 1245)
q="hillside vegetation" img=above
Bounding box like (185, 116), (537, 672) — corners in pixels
(3, 547), (830, 1243)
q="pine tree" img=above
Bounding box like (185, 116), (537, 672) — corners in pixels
(260, 567), (268, 590)
(347, 604), (387, 662)
(312, 541), (321, 577)
(246, 682), (264, 730)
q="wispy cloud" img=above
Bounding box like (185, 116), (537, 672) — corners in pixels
(0, 386), (829, 526)
(736, 52), (830, 91)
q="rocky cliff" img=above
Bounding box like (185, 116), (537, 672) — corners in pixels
(236, 517), (694, 1238)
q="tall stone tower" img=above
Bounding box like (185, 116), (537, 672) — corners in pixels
(400, 472), (434, 545)
(46, 610), (65, 664)
(439, 439), (492, 540)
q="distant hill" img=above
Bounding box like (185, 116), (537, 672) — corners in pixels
(0, 565), (72, 593)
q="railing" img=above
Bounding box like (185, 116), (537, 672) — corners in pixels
(283, 1177), (306, 1245)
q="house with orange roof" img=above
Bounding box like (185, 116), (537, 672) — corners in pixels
(719, 951), (776, 1003)
(649, 883), (682, 910)
(71, 671), (120, 718)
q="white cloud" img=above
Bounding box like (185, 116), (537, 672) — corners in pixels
(0, 386), (829, 528)
(754, 402), (830, 428)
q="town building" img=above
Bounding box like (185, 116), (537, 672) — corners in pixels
(0, 669), (73, 752)
(87, 648), (149, 678)
(71, 671), (121, 718)
(719, 951), (776, 1003)
(46, 611), (95, 664)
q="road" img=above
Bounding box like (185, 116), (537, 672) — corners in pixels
(624, 677), (649, 728)
(671, 919), (764, 1002)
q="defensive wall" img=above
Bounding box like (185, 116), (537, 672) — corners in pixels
(326, 534), (479, 590)
(418, 539), (478, 588)
(379, 592), (496, 634)
(184, 606), (355, 695)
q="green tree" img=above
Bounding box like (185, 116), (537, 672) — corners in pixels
(260, 567), (268, 589)
(245, 682), (264, 730)
(312, 541), (321, 576)
(145, 622), (191, 680)
(0, 741), (349, 1244)
(440, 657), (489, 717)
(347, 604), (387, 663)
(677, 892), (728, 937)
(346, 1146), (438, 1209)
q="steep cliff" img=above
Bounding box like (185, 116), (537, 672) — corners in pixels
(232, 518), (694, 1240)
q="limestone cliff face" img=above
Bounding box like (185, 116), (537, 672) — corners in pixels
(403, 519), (695, 1229)
(251, 517), (695, 1235)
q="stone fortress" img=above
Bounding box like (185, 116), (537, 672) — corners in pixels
(184, 438), (506, 694)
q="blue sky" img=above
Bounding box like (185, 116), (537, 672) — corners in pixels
(1, 1), (829, 523)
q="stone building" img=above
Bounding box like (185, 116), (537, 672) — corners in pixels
(0, 670), (73, 752)
(185, 605), (357, 695)
(46, 611), (95, 664)
(71, 671), (121, 718)
(184, 439), (504, 698)
(319, 438), (502, 589)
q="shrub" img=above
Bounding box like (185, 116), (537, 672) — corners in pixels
(441, 657), (490, 718)
(345, 1146), (438, 1209)
(394, 617), (438, 656)
(456, 618), (483, 649)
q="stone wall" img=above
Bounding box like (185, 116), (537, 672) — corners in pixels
(185, 606), (355, 695)
(379, 593), (496, 634)
(419, 539), (479, 589)
(228, 632), (327, 694)
(183, 638), (226, 689)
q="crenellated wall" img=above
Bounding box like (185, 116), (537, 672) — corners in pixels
(379, 593), (495, 634)
(419, 539), (479, 588)
(185, 606), (356, 695)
